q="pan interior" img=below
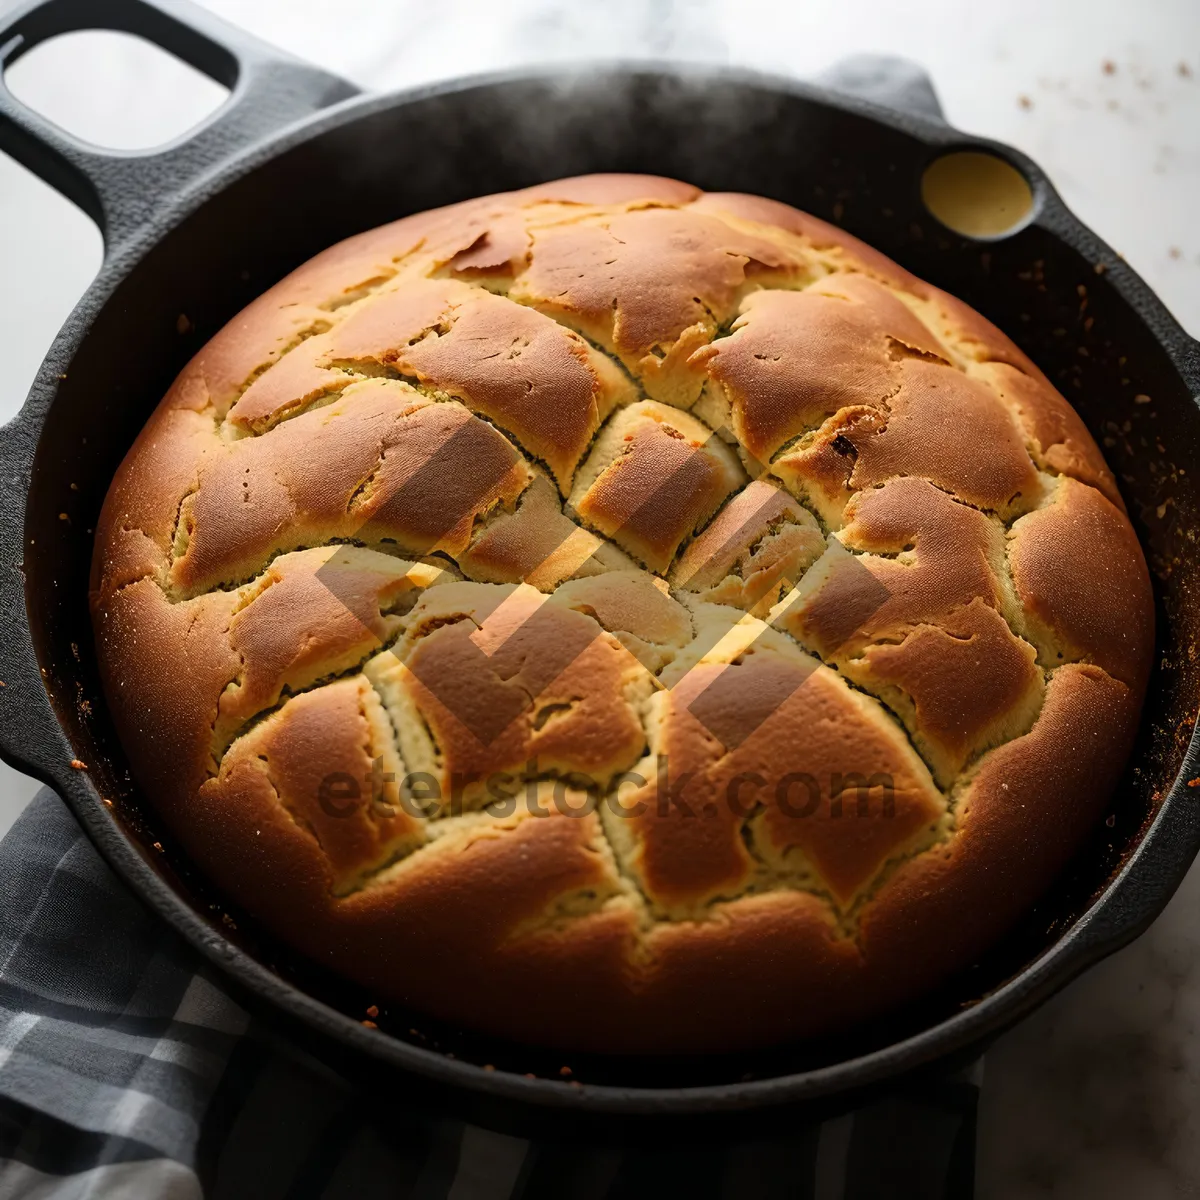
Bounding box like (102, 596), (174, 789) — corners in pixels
(22, 70), (1200, 1091)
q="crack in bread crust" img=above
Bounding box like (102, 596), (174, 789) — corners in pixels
(89, 176), (1154, 1055)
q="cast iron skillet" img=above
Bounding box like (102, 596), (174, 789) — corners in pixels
(2, 0), (1200, 1140)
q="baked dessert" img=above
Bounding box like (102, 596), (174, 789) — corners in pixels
(91, 175), (1153, 1054)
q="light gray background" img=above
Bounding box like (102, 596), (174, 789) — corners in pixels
(0, 1), (1197, 1194)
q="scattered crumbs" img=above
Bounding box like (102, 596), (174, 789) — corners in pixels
(57, 374), (67, 381)
(559, 1065), (573, 1077)
(1188, 778), (1200, 788)
(101, 797), (113, 808)
(524, 1073), (537, 1081)
(1157, 502), (1170, 519)
(221, 914), (237, 930)
(1135, 393), (1153, 404)
(1102, 59), (1117, 75)
(408, 1028), (420, 1037)
(366, 1004), (379, 1019)
(69, 759), (87, 770)
(1169, 246), (1182, 259)
(361, 1020), (378, 1029)
(176, 314), (192, 335)
(1017, 94), (1033, 110)
(0, 681), (5, 687)
(69, 482), (78, 491)
(70, 642), (79, 661)
(483, 1063), (496, 1072)
(58, 513), (69, 522)
(1180, 62), (1193, 79)
(152, 841), (163, 853)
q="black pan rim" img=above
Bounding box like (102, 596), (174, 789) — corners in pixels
(4, 59), (1200, 1116)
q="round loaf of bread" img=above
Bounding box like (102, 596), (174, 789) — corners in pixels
(91, 175), (1153, 1054)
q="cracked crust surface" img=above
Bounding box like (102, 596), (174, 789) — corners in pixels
(90, 174), (1153, 1054)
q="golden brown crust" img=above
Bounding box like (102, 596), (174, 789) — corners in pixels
(670, 479), (825, 615)
(569, 401), (746, 573)
(974, 361), (1123, 510)
(1008, 477), (1153, 690)
(691, 278), (927, 466)
(91, 175), (1153, 1054)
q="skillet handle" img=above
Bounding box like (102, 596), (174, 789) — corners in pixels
(0, 0), (360, 252)
(814, 54), (947, 123)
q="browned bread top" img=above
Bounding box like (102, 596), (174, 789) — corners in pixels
(90, 175), (1153, 1054)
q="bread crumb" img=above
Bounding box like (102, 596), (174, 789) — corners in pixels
(70, 759), (87, 770)
(1017, 94), (1033, 110)
(1180, 62), (1193, 78)
(1169, 247), (1182, 259)
(1188, 778), (1200, 788)
(366, 1005), (379, 1019)
(483, 1063), (496, 1071)
(559, 1065), (573, 1077)
(152, 841), (164, 852)
(176, 314), (192, 335)
(1135, 394), (1153, 405)
(1102, 60), (1117, 75)
(361, 1019), (378, 1029)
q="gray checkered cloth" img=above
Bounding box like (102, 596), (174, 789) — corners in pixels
(0, 789), (979, 1198)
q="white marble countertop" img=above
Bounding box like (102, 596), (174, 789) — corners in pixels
(0, 0), (1197, 1193)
